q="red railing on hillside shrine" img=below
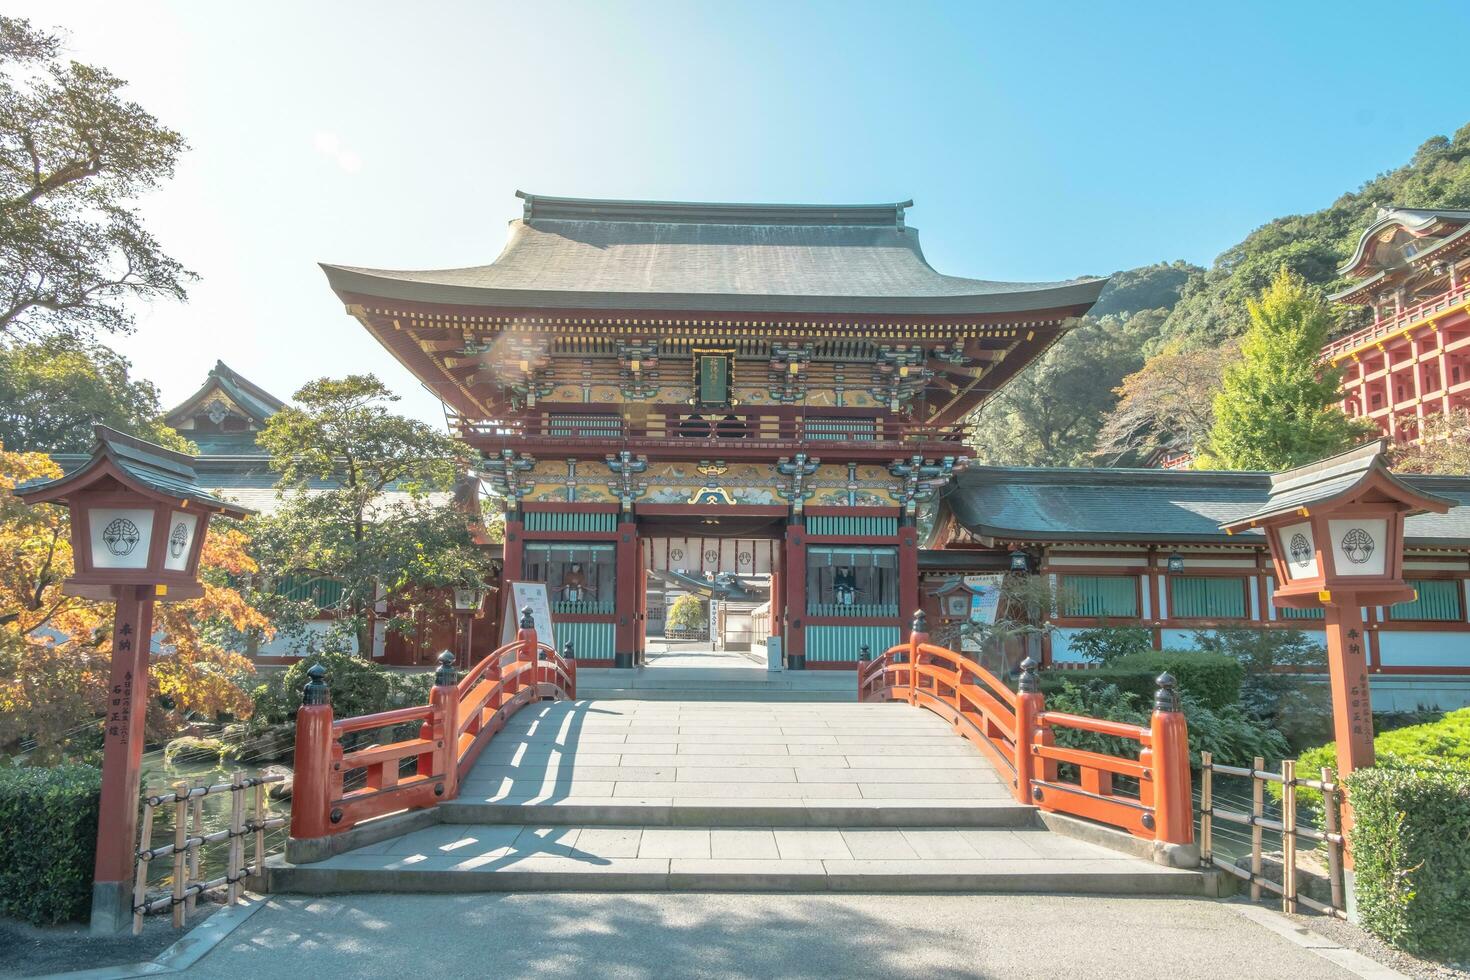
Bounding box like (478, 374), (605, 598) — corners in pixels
(1321, 280), (1470, 362)
(289, 608), (575, 842)
(858, 612), (1194, 846)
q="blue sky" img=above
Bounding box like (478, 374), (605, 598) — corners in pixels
(12, 1), (1470, 424)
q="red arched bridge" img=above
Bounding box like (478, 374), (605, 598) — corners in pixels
(273, 611), (1207, 895)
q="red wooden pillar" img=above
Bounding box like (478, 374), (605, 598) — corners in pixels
(898, 523), (919, 634)
(1324, 597), (1374, 866)
(783, 517), (806, 669)
(614, 515), (638, 668)
(768, 568), (783, 644)
(90, 585), (154, 934)
(502, 514), (524, 594)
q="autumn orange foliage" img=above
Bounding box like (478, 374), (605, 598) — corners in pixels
(0, 447), (268, 761)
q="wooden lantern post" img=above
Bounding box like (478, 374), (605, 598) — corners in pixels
(1220, 441), (1451, 841)
(14, 426), (252, 934)
(451, 585), (488, 668)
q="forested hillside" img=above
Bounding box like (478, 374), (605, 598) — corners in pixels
(970, 123), (1470, 467)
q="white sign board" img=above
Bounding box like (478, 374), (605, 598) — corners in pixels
(708, 599), (720, 650)
(1328, 518), (1388, 577)
(964, 574), (1005, 626)
(163, 510), (199, 572)
(90, 507), (154, 570)
(1276, 520), (1319, 581)
(501, 580), (555, 649)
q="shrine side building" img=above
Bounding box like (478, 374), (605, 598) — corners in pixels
(323, 192), (1106, 668)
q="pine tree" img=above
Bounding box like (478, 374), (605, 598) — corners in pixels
(1199, 268), (1374, 470)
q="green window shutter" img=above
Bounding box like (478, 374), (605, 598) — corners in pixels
(1061, 575), (1138, 618)
(1390, 579), (1464, 622)
(1171, 576), (1247, 619)
(1277, 604), (1324, 620)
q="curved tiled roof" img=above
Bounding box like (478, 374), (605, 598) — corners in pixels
(1337, 206), (1470, 278)
(940, 465), (1470, 548)
(322, 192), (1107, 315)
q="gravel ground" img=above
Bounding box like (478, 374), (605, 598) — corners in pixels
(181, 892), (1363, 979)
(0, 901), (219, 978)
(1291, 912), (1470, 980)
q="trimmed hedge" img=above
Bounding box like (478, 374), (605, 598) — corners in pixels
(0, 765), (101, 924)
(1285, 708), (1470, 812)
(1346, 765), (1470, 960)
(1042, 650), (1243, 710)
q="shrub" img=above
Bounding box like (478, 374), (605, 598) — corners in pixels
(1347, 765), (1470, 960)
(1042, 650), (1242, 710)
(281, 651), (396, 719)
(1067, 624), (1154, 665)
(1044, 680), (1287, 768)
(1284, 708), (1470, 812)
(1193, 628), (1332, 750)
(666, 595), (705, 632)
(0, 765), (101, 924)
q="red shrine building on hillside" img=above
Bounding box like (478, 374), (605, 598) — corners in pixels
(322, 192), (1107, 668)
(1325, 206), (1470, 440)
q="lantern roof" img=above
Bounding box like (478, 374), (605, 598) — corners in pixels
(15, 425), (254, 518)
(1220, 440), (1452, 532)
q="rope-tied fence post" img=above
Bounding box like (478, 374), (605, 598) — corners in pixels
(131, 772), (286, 934)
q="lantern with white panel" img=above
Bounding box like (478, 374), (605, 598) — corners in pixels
(14, 426), (251, 934)
(1221, 440), (1450, 838)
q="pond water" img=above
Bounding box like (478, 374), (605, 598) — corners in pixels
(137, 747), (291, 894)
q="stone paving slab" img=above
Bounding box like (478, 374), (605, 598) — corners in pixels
(454, 698), (1013, 818)
(269, 822), (1208, 896)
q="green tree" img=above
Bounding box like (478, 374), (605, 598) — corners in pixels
(253, 375), (490, 654)
(1094, 338), (1234, 465)
(1392, 408), (1470, 474)
(968, 263), (1197, 467)
(665, 594), (705, 633)
(1159, 126), (1470, 346)
(0, 334), (187, 452)
(1199, 269), (1374, 470)
(0, 16), (193, 337)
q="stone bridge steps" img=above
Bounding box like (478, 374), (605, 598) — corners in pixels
(267, 698), (1216, 898)
(267, 823), (1211, 896)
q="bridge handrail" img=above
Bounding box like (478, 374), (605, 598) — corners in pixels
(858, 612), (1194, 849)
(289, 614), (577, 845)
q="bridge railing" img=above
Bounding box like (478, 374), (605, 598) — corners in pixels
(289, 608), (576, 844)
(859, 611), (1193, 847)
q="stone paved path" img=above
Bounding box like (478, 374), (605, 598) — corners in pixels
(180, 893), (1366, 979)
(450, 697), (1014, 810)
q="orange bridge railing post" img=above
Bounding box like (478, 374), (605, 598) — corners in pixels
(563, 641), (577, 699)
(517, 605), (537, 697)
(1014, 657), (1043, 805)
(907, 609), (928, 705)
(1149, 672), (1194, 845)
(427, 651), (461, 800)
(290, 664), (334, 840)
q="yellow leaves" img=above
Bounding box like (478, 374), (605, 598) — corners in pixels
(0, 446), (266, 755)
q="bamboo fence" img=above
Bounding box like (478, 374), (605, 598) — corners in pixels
(131, 771), (286, 934)
(1200, 752), (1346, 918)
